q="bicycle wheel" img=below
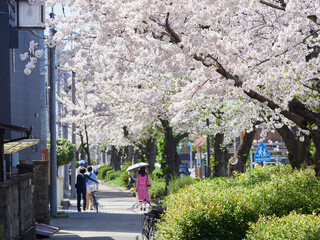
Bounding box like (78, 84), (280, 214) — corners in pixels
(149, 223), (158, 240)
(142, 216), (150, 239)
(93, 195), (98, 213)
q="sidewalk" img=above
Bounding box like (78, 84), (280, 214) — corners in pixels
(60, 183), (140, 214)
(45, 183), (145, 240)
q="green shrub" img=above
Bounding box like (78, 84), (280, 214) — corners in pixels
(147, 175), (196, 201)
(167, 176), (195, 195)
(105, 177), (124, 187)
(151, 166), (164, 178)
(110, 171), (121, 180)
(122, 162), (132, 171)
(105, 170), (115, 180)
(119, 171), (129, 187)
(98, 165), (113, 180)
(149, 177), (166, 200)
(246, 212), (320, 240)
(156, 165), (320, 240)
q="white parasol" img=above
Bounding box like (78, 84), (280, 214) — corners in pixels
(126, 162), (149, 172)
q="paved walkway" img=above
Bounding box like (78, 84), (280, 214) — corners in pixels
(45, 183), (146, 240)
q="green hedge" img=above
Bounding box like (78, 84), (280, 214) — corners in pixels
(107, 170), (121, 181)
(147, 175), (195, 201)
(98, 165), (113, 180)
(167, 176), (196, 195)
(246, 212), (320, 240)
(149, 178), (166, 200)
(119, 171), (129, 187)
(156, 165), (320, 240)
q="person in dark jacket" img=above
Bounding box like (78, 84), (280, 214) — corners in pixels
(76, 167), (87, 212)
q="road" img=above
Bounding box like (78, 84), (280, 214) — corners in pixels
(44, 183), (145, 240)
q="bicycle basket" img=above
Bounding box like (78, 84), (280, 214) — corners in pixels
(149, 208), (164, 219)
(87, 184), (97, 192)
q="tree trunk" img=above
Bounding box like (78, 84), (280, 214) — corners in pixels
(84, 125), (90, 164)
(213, 133), (228, 177)
(127, 145), (134, 163)
(161, 119), (179, 181)
(79, 125), (91, 164)
(310, 130), (320, 176)
(110, 146), (121, 171)
(145, 138), (157, 173)
(80, 150), (86, 161)
(134, 148), (140, 163)
(276, 125), (310, 169)
(133, 137), (157, 173)
(160, 119), (188, 194)
(123, 145), (135, 163)
(228, 130), (256, 177)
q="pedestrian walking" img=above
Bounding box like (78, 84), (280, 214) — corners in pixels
(76, 159), (88, 175)
(76, 167), (87, 212)
(127, 169), (136, 189)
(86, 166), (99, 210)
(135, 166), (152, 211)
(92, 161), (99, 175)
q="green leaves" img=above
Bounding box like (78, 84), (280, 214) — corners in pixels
(246, 212), (320, 240)
(157, 165), (320, 240)
(97, 165), (113, 180)
(47, 138), (75, 168)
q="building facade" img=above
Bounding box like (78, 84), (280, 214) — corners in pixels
(0, 0), (46, 173)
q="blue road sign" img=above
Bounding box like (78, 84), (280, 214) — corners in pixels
(188, 141), (192, 146)
(254, 142), (271, 162)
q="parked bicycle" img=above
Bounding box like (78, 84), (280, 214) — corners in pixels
(141, 199), (164, 240)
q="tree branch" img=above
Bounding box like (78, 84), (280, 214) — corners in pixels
(259, 0), (285, 11)
(175, 132), (189, 143)
(303, 82), (320, 93)
(254, 29), (320, 68)
(288, 99), (320, 127)
(193, 54), (242, 86)
(244, 89), (308, 129)
(164, 12), (181, 44)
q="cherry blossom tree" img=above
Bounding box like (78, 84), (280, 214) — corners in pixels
(43, 0), (320, 176)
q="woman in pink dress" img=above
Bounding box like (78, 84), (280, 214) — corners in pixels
(135, 166), (152, 211)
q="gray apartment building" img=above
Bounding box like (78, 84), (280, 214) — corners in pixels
(0, 0), (47, 175)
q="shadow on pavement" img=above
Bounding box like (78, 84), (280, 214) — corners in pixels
(40, 233), (116, 240)
(50, 212), (143, 233)
(47, 184), (141, 239)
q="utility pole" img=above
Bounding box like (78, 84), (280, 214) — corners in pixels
(49, 8), (57, 216)
(206, 118), (211, 178)
(70, 71), (76, 198)
(188, 141), (192, 169)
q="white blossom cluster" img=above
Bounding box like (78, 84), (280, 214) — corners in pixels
(33, 0), (320, 146)
(20, 40), (44, 75)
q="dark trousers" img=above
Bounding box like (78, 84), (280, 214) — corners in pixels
(77, 189), (86, 211)
(127, 178), (135, 189)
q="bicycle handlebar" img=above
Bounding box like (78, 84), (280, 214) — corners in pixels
(143, 198), (152, 205)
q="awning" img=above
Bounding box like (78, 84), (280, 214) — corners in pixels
(4, 139), (39, 154)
